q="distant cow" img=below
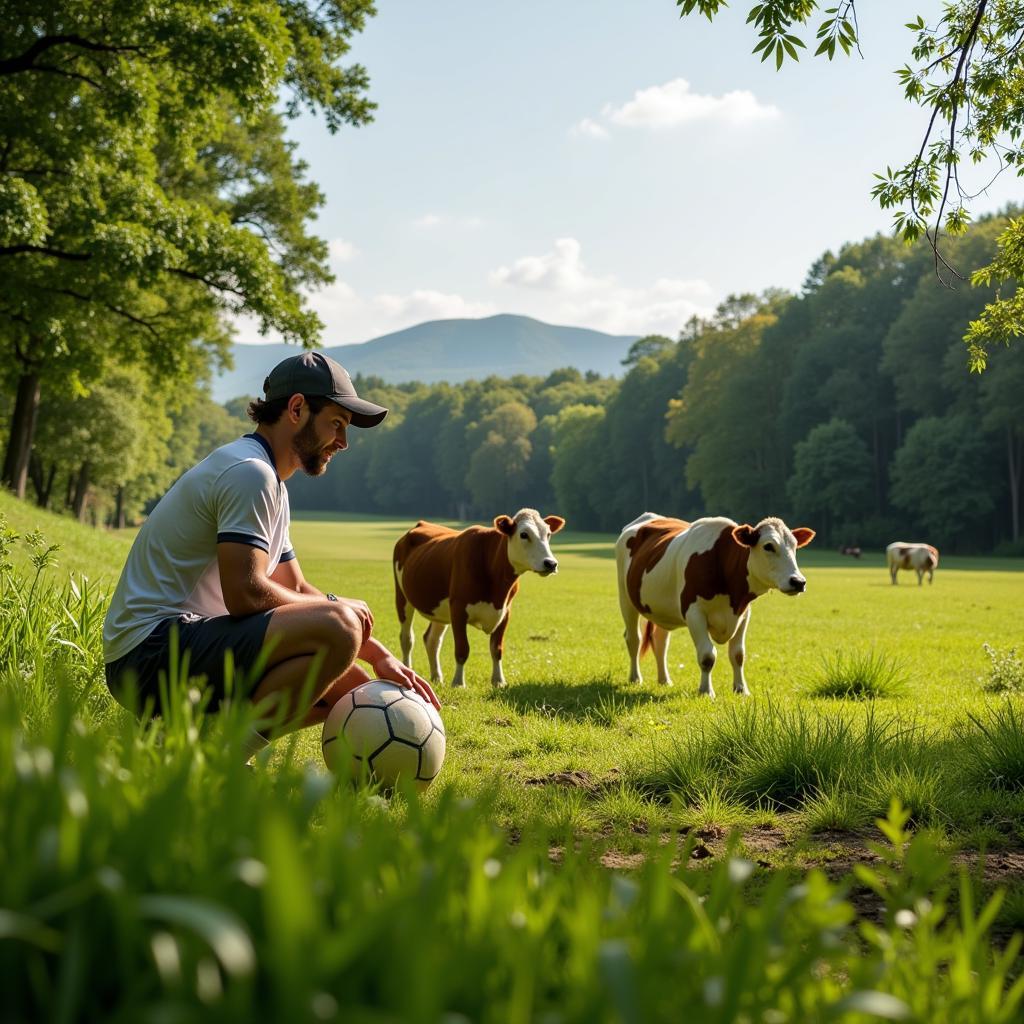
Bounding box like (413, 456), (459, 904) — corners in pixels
(393, 509), (565, 687)
(839, 545), (862, 559)
(886, 542), (939, 585)
(615, 514), (815, 698)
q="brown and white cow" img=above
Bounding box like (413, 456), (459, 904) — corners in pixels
(615, 513), (815, 698)
(393, 509), (565, 688)
(886, 542), (939, 585)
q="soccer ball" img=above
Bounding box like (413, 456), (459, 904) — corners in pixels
(321, 680), (446, 792)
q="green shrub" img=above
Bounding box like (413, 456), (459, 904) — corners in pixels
(811, 649), (909, 700)
(982, 644), (1024, 694)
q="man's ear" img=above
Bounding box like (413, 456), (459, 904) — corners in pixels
(544, 515), (566, 535)
(287, 394), (305, 422)
(792, 527), (816, 549)
(732, 524), (759, 548)
(494, 515), (516, 535)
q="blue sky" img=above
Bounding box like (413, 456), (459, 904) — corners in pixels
(236, 0), (1021, 346)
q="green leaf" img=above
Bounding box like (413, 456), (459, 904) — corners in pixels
(139, 895), (255, 978)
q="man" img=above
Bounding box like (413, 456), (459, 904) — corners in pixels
(103, 351), (439, 750)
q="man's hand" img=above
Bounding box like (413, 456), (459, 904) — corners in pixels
(338, 597), (373, 647)
(371, 651), (441, 710)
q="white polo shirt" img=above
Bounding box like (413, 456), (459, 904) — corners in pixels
(103, 434), (294, 663)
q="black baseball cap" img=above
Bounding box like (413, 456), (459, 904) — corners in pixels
(263, 351), (388, 428)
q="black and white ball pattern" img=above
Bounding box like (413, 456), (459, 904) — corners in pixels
(321, 680), (446, 791)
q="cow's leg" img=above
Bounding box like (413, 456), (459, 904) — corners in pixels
(728, 608), (751, 696)
(916, 568), (924, 586)
(449, 603), (471, 688)
(685, 609), (716, 699)
(651, 625), (672, 686)
(397, 590), (415, 669)
(619, 593), (643, 684)
(423, 621), (447, 685)
(489, 608), (510, 688)
(889, 561), (898, 585)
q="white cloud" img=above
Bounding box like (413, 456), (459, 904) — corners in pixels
(491, 237), (611, 293)
(570, 117), (609, 140)
(373, 289), (495, 324)
(413, 213), (484, 230)
(572, 77), (780, 138)
(491, 238), (716, 336)
(328, 238), (359, 263)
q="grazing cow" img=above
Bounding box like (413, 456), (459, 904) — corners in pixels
(839, 545), (862, 559)
(886, 542), (939, 585)
(393, 509), (565, 688)
(615, 514), (815, 698)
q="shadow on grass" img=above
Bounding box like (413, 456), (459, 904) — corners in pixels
(489, 679), (670, 722)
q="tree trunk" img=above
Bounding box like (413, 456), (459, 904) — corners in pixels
(1009, 425), (1022, 543)
(28, 452), (56, 508)
(72, 461), (91, 522)
(1, 371), (41, 498)
(64, 472), (75, 511)
(115, 485), (127, 529)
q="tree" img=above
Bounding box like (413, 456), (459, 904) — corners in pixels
(889, 414), (1001, 550)
(0, 0), (376, 495)
(675, 1), (1024, 368)
(666, 296), (789, 519)
(550, 405), (607, 530)
(787, 418), (873, 542)
(465, 402), (537, 514)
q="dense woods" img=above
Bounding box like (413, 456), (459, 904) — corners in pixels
(5, 213), (1021, 554)
(288, 215), (1021, 554)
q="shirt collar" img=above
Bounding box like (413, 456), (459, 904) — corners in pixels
(243, 433), (280, 482)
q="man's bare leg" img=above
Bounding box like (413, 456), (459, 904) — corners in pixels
(250, 601), (363, 729)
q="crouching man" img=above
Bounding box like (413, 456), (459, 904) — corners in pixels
(103, 352), (439, 753)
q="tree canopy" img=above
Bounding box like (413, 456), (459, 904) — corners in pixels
(0, 0), (375, 495)
(675, 0), (1024, 370)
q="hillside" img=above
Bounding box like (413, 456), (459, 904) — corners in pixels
(212, 314), (638, 401)
(0, 490), (132, 584)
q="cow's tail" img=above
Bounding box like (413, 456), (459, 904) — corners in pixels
(927, 545), (940, 567)
(638, 619), (655, 660)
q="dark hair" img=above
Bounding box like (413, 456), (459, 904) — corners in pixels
(246, 394), (331, 426)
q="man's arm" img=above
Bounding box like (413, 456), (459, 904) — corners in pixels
(270, 555), (393, 667)
(222, 544), (440, 708)
(269, 554), (322, 597)
(218, 543), (328, 614)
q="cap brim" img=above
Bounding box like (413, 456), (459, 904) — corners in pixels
(328, 395), (388, 428)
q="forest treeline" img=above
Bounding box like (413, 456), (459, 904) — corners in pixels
(288, 214), (1023, 555)
(5, 213), (1023, 554)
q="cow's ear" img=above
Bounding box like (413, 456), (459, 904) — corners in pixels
(544, 515), (566, 535)
(732, 524), (759, 548)
(792, 527), (816, 549)
(494, 515), (516, 535)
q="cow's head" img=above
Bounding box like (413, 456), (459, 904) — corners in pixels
(733, 517), (815, 595)
(495, 509), (565, 576)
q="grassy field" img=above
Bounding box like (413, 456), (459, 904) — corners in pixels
(4, 491), (1024, 1019)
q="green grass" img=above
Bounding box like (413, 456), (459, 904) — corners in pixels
(4, 494), (1024, 1019)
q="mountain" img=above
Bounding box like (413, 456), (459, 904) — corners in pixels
(211, 314), (639, 402)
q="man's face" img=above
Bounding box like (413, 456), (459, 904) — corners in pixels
(292, 402), (352, 477)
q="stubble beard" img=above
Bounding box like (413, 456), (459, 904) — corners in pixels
(292, 418), (334, 477)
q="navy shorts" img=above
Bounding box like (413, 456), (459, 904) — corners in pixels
(104, 611), (275, 715)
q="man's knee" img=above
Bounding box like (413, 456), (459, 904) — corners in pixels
(321, 602), (363, 653)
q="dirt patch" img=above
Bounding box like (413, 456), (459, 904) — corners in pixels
(952, 849), (1024, 886)
(525, 770), (598, 791)
(524, 767), (622, 792)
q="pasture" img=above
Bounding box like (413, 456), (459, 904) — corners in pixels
(287, 512), (1024, 851)
(4, 492), (1024, 1020)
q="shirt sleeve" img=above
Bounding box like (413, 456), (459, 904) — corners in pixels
(279, 482), (295, 561)
(213, 460), (279, 553)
